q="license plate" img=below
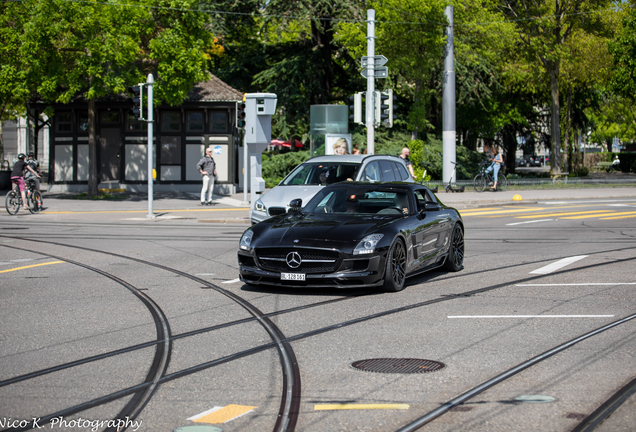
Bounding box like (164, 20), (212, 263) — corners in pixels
(281, 273), (305, 281)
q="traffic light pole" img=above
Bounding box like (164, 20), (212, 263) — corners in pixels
(146, 74), (155, 219)
(366, 9), (375, 155)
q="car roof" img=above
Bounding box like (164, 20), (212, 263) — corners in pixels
(304, 154), (406, 164)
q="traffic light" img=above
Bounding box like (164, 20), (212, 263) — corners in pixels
(374, 90), (389, 125)
(127, 85), (142, 119)
(349, 92), (363, 124)
(236, 101), (246, 129)
(383, 89), (397, 128)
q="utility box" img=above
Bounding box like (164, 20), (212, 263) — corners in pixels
(243, 92), (277, 207)
(245, 93), (277, 145)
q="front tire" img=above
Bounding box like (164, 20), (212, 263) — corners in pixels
(443, 224), (464, 272)
(383, 239), (407, 292)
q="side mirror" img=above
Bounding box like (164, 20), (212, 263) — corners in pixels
(419, 201), (440, 212)
(288, 198), (302, 213)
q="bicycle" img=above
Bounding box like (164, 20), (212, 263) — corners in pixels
(5, 178), (42, 215)
(473, 160), (508, 192)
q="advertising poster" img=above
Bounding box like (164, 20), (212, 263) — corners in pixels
(325, 134), (352, 155)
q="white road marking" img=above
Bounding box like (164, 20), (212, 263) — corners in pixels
(518, 283), (636, 286)
(10, 258), (34, 262)
(187, 406), (223, 421)
(448, 315), (614, 319)
(195, 273), (215, 276)
(506, 219), (554, 226)
(222, 278), (241, 284)
(530, 255), (588, 274)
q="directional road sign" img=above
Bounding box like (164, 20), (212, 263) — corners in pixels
(361, 55), (388, 67)
(360, 66), (388, 79)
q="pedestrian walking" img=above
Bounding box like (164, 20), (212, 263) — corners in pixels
(197, 147), (216, 205)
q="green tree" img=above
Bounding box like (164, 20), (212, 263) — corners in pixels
(0, 0), (30, 161)
(499, 0), (612, 174)
(14, 0), (212, 195)
(609, 2), (636, 99)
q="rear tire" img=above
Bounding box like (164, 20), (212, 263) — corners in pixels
(383, 239), (407, 292)
(28, 191), (42, 214)
(5, 190), (20, 215)
(443, 224), (464, 272)
(473, 174), (486, 192)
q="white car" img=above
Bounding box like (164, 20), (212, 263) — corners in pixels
(250, 154), (415, 224)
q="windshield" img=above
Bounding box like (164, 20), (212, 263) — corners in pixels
(303, 185), (410, 216)
(281, 162), (360, 186)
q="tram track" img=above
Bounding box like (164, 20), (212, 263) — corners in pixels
(0, 241), (303, 432)
(2, 235), (635, 431)
(0, 245), (171, 432)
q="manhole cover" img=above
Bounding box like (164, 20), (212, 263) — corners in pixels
(351, 358), (445, 374)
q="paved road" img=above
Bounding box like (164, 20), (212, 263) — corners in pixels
(1, 189), (635, 432)
(2, 186), (636, 224)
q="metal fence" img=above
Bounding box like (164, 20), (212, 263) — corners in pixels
(422, 176), (636, 191)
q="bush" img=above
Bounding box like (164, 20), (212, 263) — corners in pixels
(573, 166), (589, 177)
(262, 150), (311, 188)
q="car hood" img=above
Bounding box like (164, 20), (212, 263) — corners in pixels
(253, 213), (398, 249)
(259, 185), (323, 210)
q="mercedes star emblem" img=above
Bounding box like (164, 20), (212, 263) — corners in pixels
(286, 251), (302, 268)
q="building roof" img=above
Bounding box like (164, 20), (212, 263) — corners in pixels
(187, 73), (244, 102)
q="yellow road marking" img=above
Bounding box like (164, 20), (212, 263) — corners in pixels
(460, 207), (507, 212)
(42, 208), (249, 215)
(560, 211), (636, 220)
(460, 207), (547, 216)
(0, 261), (65, 274)
(191, 405), (256, 424)
(314, 404), (410, 411)
(601, 214), (636, 220)
(515, 210), (609, 219)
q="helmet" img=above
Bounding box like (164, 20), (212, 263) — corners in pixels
(27, 151), (34, 157)
(17, 153), (26, 160)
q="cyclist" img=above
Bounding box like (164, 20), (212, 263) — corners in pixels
(10, 153), (40, 210)
(25, 151), (43, 207)
(484, 145), (503, 190)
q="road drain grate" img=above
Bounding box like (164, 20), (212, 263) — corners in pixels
(351, 358), (445, 374)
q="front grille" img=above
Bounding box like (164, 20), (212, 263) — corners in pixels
(255, 248), (339, 273)
(268, 207), (287, 216)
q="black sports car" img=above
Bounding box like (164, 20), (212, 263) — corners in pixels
(237, 182), (464, 291)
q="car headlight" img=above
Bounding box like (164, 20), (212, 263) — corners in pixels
(240, 230), (254, 251)
(254, 198), (266, 213)
(353, 234), (384, 255)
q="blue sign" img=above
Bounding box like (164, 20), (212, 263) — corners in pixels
(214, 145), (223, 154)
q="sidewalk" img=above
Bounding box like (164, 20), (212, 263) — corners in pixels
(2, 186), (636, 224)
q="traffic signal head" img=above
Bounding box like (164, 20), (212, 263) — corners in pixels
(383, 89), (397, 128)
(349, 93), (363, 124)
(236, 102), (246, 129)
(128, 85), (142, 119)
(374, 90), (389, 125)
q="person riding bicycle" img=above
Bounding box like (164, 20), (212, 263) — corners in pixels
(25, 151), (43, 206)
(484, 145), (503, 190)
(10, 153), (41, 210)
